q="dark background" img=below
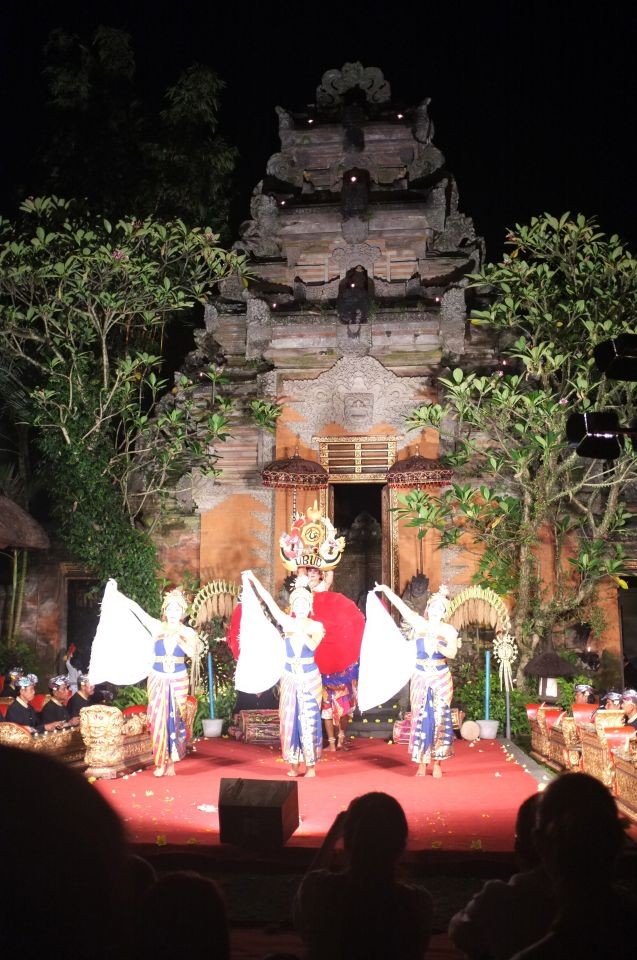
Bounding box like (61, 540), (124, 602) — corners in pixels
(1, 0), (635, 258)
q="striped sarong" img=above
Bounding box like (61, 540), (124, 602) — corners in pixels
(409, 655), (454, 764)
(147, 670), (189, 767)
(279, 640), (323, 765)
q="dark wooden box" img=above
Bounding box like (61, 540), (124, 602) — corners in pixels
(218, 777), (299, 848)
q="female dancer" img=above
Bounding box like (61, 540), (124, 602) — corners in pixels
(238, 570), (325, 777)
(298, 565), (364, 752)
(146, 588), (199, 777)
(359, 584), (459, 777)
(89, 580), (199, 777)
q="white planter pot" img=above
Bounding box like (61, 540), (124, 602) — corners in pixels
(202, 718), (223, 738)
(477, 719), (500, 739)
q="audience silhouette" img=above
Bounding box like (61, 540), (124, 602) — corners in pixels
(0, 745), (129, 959)
(294, 791), (433, 960)
(135, 870), (230, 960)
(449, 793), (556, 959)
(511, 773), (636, 958)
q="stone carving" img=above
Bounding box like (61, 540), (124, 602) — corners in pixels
(236, 191), (282, 258)
(191, 477), (274, 514)
(407, 143), (446, 182)
(332, 243), (382, 278)
(204, 304), (218, 333)
(432, 212), (477, 253)
(283, 356), (425, 446)
(335, 320), (372, 356)
(402, 573), (431, 615)
(414, 98), (435, 144)
(80, 705), (125, 770)
(266, 152), (303, 187)
(440, 285), (468, 356)
(316, 63), (391, 107)
(275, 105), (293, 132)
(341, 217), (369, 244)
(247, 299), (271, 325)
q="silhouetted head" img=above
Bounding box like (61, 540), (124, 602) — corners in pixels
(535, 773), (624, 888)
(0, 746), (128, 957)
(513, 793), (542, 869)
(139, 871), (229, 959)
(343, 792), (408, 876)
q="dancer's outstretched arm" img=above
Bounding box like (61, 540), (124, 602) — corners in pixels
(374, 582), (419, 628)
(242, 570), (286, 628)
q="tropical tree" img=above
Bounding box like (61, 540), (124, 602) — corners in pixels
(38, 26), (237, 235)
(0, 196), (247, 610)
(397, 214), (637, 668)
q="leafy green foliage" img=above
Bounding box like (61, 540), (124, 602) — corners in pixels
(0, 639), (39, 676)
(0, 196), (247, 609)
(194, 684), (237, 736)
(452, 661), (532, 738)
(248, 399), (283, 433)
(113, 683), (149, 711)
(39, 27), (237, 236)
(399, 215), (637, 662)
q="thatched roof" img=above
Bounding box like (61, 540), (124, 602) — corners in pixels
(0, 494), (50, 550)
(523, 650), (576, 678)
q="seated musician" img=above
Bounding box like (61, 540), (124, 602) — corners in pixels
(600, 690), (622, 710)
(621, 689), (637, 729)
(40, 676), (77, 728)
(573, 683), (596, 705)
(68, 673), (95, 719)
(2, 667), (24, 699)
(6, 675), (58, 733)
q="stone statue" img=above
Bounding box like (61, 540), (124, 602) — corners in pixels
(414, 97), (435, 145)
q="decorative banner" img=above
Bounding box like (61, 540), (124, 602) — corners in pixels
(493, 633), (519, 693)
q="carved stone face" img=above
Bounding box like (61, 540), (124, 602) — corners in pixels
(343, 393), (373, 427)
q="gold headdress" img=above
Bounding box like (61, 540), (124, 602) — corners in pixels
(279, 501), (346, 572)
(288, 574), (314, 612)
(161, 587), (189, 618)
(425, 584), (451, 618)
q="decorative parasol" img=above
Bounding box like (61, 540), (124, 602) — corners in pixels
(523, 651), (577, 679)
(262, 449), (328, 521)
(386, 454), (453, 489)
(0, 494), (50, 550)
(386, 454), (453, 572)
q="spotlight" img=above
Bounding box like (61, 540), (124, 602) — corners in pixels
(350, 175), (357, 182)
(308, 118), (314, 124)
(396, 113), (404, 119)
(566, 411), (623, 460)
(594, 333), (637, 382)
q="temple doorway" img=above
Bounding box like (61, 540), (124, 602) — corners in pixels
(66, 578), (100, 672)
(332, 483), (382, 609)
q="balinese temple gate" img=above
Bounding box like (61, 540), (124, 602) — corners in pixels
(163, 63), (492, 601)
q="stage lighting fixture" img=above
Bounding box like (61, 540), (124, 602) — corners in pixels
(566, 411), (623, 460)
(593, 333), (637, 382)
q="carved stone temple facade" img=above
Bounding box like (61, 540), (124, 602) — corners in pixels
(158, 63), (494, 604)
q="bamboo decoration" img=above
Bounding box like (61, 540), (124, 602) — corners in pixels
(190, 579), (241, 627)
(446, 585), (512, 636)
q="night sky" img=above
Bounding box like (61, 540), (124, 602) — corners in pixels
(1, 1), (635, 259)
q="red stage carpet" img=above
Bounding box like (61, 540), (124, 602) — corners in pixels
(95, 736), (543, 854)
